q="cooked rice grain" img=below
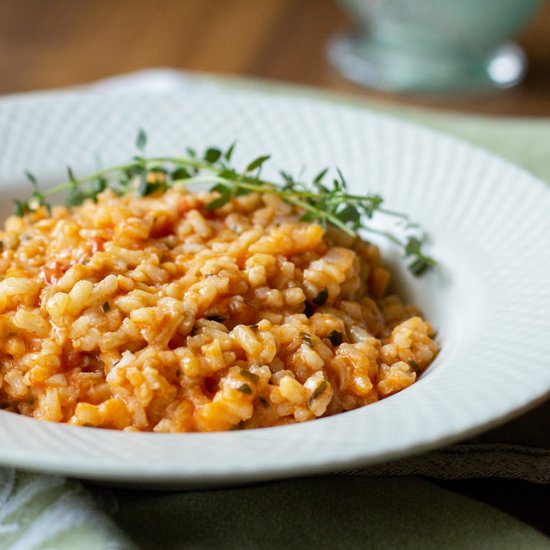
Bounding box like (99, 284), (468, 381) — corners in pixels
(0, 188), (438, 431)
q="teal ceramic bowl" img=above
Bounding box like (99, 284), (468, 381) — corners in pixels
(329, 0), (544, 92)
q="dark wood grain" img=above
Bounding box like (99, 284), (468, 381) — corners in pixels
(0, 0), (549, 115)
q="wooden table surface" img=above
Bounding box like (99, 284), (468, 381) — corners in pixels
(0, 0), (548, 540)
(1, 0), (550, 116)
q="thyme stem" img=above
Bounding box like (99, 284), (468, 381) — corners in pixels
(13, 133), (436, 276)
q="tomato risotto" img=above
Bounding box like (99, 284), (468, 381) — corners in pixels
(0, 188), (438, 431)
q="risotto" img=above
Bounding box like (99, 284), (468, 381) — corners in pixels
(0, 187), (438, 432)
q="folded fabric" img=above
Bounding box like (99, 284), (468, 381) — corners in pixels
(2, 468), (549, 550)
(112, 477), (550, 550)
(0, 468), (133, 549)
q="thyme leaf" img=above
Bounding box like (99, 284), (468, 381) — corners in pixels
(136, 128), (147, 152)
(327, 330), (343, 346)
(237, 383), (252, 395)
(301, 332), (313, 347)
(313, 288), (329, 306)
(309, 380), (328, 405)
(409, 359), (421, 374)
(240, 369), (259, 382)
(204, 147), (222, 163)
(15, 171), (51, 215)
(205, 315), (225, 323)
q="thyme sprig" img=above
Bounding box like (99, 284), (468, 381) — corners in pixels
(13, 130), (436, 275)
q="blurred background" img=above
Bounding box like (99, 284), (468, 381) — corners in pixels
(1, 0), (549, 115)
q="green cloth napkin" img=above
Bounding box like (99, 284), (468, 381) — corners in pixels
(1, 71), (549, 549)
(0, 469), (129, 549)
(2, 473), (548, 549)
(112, 477), (549, 550)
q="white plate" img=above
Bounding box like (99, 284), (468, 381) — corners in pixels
(0, 84), (549, 488)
